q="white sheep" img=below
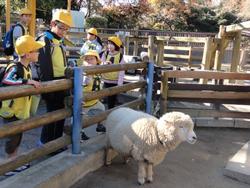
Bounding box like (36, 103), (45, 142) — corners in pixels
(105, 107), (197, 185)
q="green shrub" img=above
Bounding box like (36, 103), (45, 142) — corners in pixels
(85, 16), (108, 28)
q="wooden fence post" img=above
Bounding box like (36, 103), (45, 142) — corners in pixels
(156, 40), (164, 66)
(230, 31), (241, 73)
(148, 35), (155, 62)
(214, 25), (226, 71)
(160, 71), (169, 115)
(133, 39), (139, 56)
(124, 36), (130, 55)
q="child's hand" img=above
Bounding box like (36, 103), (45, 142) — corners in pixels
(27, 80), (41, 88)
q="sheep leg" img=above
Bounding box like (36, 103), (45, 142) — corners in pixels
(146, 163), (153, 183)
(138, 161), (146, 185)
(105, 148), (117, 166)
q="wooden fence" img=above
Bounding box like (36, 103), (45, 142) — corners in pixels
(160, 70), (250, 121)
(0, 62), (151, 175)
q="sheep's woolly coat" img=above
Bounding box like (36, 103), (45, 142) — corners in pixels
(105, 108), (186, 166)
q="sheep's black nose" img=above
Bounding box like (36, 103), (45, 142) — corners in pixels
(192, 136), (197, 140)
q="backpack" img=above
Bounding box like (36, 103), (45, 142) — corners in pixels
(2, 24), (25, 56)
(0, 62), (24, 86)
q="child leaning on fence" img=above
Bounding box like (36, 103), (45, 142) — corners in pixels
(0, 35), (44, 176)
(79, 50), (106, 141)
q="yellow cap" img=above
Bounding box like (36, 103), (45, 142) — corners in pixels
(108, 36), (122, 48)
(15, 35), (45, 56)
(82, 50), (101, 64)
(52, 9), (73, 27)
(87, 28), (98, 36)
(19, 8), (32, 15)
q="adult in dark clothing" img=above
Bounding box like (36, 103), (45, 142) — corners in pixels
(37, 9), (73, 144)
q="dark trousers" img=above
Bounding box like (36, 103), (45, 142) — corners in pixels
(103, 82), (118, 109)
(4, 116), (22, 154)
(40, 91), (65, 144)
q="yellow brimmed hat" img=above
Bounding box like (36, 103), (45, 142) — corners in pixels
(108, 36), (122, 48)
(15, 35), (45, 56)
(52, 9), (73, 27)
(87, 28), (98, 36)
(19, 8), (32, 15)
(82, 50), (101, 64)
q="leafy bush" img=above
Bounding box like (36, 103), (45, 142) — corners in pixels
(85, 16), (108, 28)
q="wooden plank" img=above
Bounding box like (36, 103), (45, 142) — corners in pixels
(168, 90), (250, 100)
(167, 97), (250, 104)
(148, 35), (155, 61)
(225, 21), (250, 33)
(156, 40), (164, 66)
(168, 108), (250, 119)
(156, 36), (207, 43)
(164, 70), (250, 80)
(84, 81), (146, 101)
(164, 46), (191, 50)
(230, 31), (242, 74)
(0, 135), (71, 175)
(84, 62), (147, 75)
(168, 83), (250, 91)
(164, 54), (190, 59)
(0, 109), (72, 139)
(82, 98), (144, 128)
(0, 79), (72, 101)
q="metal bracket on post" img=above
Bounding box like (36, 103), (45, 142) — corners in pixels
(146, 61), (154, 114)
(72, 67), (83, 154)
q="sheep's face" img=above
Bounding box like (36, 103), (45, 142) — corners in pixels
(158, 112), (197, 146)
(176, 118), (197, 144)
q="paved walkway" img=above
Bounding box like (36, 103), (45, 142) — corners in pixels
(71, 128), (250, 188)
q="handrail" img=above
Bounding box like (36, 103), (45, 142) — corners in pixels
(163, 70), (250, 80)
(0, 79), (72, 101)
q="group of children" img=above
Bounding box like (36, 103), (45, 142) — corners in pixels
(0, 9), (125, 176)
(79, 28), (125, 140)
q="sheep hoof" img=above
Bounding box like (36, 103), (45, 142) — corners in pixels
(105, 161), (112, 166)
(146, 178), (153, 183)
(137, 179), (145, 185)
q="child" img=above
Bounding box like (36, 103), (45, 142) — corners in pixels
(80, 50), (106, 141)
(80, 28), (103, 55)
(1, 35), (44, 176)
(101, 36), (125, 109)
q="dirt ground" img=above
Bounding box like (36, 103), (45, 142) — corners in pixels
(71, 127), (250, 188)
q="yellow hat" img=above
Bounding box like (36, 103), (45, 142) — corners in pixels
(87, 28), (98, 36)
(82, 50), (101, 64)
(19, 8), (32, 15)
(52, 9), (73, 27)
(108, 36), (122, 48)
(15, 35), (45, 56)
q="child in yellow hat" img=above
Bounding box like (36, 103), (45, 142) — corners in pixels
(80, 50), (106, 141)
(101, 36), (125, 109)
(2, 35), (44, 176)
(80, 28), (103, 55)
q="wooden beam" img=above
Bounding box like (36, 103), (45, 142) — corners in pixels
(230, 31), (242, 74)
(168, 90), (250, 100)
(0, 109), (71, 139)
(156, 36), (207, 43)
(156, 40), (164, 66)
(5, 0), (10, 31)
(148, 35), (154, 61)
(0, 135), (71, 175)
(225, 21), (250, 33)
(27, 0), (36, 37)
(164, 70), (250, 80)
(67, 0), (72, 11)
(0, 79), (72, 101)
(164, 46), (191, 51)
(82, 98), (144, 128)
(84, 81), (146, 101)
(164, 54), (190, 59)
(84, 62), (147, 75)
(168, 108), (250, 119)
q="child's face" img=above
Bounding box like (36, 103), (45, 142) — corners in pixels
(83, 55), (98, 66)
(87, 33), (96, 41)
(27, 50), (40, 62)
(20, 14), (32, 25)
(107, 42), (116, 52)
